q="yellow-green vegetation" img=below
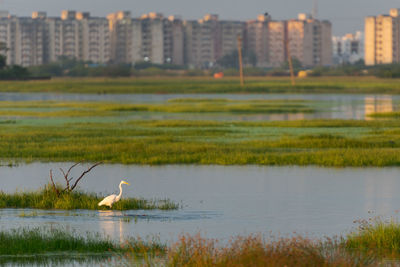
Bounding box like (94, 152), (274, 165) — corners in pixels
(136, 220), (400, 266)
(1, 76), (400, 94)
(0, 185), (178, 210)
(5, 220), (400, 265)
(0, 227), (165, 265)
(2, 118), (400, 166)
(345, 218), (400, 257)
(0, 99), (315, 117)
(368, 111), (400, 118)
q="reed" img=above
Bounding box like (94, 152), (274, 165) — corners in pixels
(345, 218), (400, 257)
(0, 227), (116, 255)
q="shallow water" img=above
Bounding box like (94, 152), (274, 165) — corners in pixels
(1, 163), (400, 243)
(0, 93), (397, 120)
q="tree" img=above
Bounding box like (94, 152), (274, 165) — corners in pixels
(0, 55), (5, 70)
(217, 50), (258, 69)
(0, 42), (7, 70)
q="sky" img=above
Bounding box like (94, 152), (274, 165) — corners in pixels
(0, 0), (399, 35)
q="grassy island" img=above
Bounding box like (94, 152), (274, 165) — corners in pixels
(0, 185), (178, 210)
(1, 118), (400, 166)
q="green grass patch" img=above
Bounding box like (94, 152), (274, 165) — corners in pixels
(0, 227), (165, 265)
(345, 218), (400, 257)
(0, 185), (178, 210)
(5, 220), (400, 265)
(1, 76), (400, 94)
(2, 118), (400, 166)
(368, 111), (400, 118)
(0, 99), (316, 118)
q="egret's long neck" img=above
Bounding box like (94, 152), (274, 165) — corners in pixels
(116, 182), (123, 201)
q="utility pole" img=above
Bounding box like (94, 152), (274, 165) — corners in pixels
(312, 0), (318, 19)
(285, 39), (296, 87)
(237, 35), (244, 87)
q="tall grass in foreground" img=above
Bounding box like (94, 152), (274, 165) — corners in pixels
(0, 228), (116, 255)
(0, 184), (178, 210)
(124, 219), (400, 266)
(345, 218), (400, 257)
(3, 219), (400, 266)
(163, 234), (370, 267)
(0, 227), (165, 265)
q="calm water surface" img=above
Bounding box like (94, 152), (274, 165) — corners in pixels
(1, 163), (400, 242)
(0, 93), (398, 120)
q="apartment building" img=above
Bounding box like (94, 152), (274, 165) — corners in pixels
(287, 13), (332, 67)
(0, 11), (47, 67)
(184, 14), (219, 68)
(78, 13), (111, 63)
(245, 15), (270, 67)
(267, 20), (286, 67)
(108, 12), (184, 65)
(365, 8), (400, 65)
(0, 10), (333, 68)
(218, 20), (245, 59)
(332, 32), (364, 64)
(107, 11), (133, 64)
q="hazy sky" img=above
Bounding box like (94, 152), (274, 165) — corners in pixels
(0, 0), (399, 35)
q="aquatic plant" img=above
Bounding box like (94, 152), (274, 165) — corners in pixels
(0, 185), (179, 210)
(345, 218), (400, 257)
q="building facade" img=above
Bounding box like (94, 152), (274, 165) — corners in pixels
(332, 32), (364, 64)
(0, 10), (333, 68)
(365, 8), (400, 65)
(245, 15), (270, 67)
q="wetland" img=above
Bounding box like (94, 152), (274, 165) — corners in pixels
(2, 77), (400, 265)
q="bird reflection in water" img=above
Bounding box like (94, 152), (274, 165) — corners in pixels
(98, 210), (129, 243)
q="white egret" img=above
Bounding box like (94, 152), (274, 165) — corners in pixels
(98, 180), (130, 208)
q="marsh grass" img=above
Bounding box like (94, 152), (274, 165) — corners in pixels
(0, 184), (178, 210)
(345, 218), (400, 258)
(368, 111), (400, 118)
(162, 220), (400, 266)
(0, 228), (116, 255)
(2, 119), (400, 166)
(1, 76), (400, 94)
(166, 234), (356, 267)
(4, 220), (400, 266)
(0, 227), (166, 265)
(0, 99), (316, 118)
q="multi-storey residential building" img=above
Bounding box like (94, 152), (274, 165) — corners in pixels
(268, 20), (286, 67)
(287, 13), (332, 67)
(184, 14), (246, 68)
(47, 11), (81, 62)
(78, 12), (110, 63)
(0, 11), (11, 64)
(365, 8), (400, 65)
(168, 16), (184, 65)
(218, 20), (245, 59)
(107, 11), (133, 64)
(0, 10), (333, 68)
(245, 14), (270, 67)
(108, 12), (184, 65)
(332, 32), (364, 64)
(184, 14), (219, 68)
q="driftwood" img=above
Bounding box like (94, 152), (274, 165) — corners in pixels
(49, 162), (102, 196)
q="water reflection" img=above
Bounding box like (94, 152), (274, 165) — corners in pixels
(1, 93), (400, 121)
(2, 164), (400, 241)
(364, 95), (393, 120)
(98, 210), (126, 243)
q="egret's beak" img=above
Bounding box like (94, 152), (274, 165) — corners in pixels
(123, 181), (130, 185)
